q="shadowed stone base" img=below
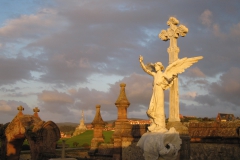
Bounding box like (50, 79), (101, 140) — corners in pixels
(137, 128), (181, 160)
(167, 122), (190, 160)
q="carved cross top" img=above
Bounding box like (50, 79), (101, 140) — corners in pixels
(159, 17), (188, 48)
(33, 107), (40, 113)
(17, 105), (24, 112)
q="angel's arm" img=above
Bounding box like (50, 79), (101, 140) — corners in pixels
(139, 55), (153, 76)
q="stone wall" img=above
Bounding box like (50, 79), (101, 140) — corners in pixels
(189, 121), (240, 159)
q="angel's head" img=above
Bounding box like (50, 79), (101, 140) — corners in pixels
(154, 62), (164, 71)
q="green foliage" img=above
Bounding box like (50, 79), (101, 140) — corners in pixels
(57, 130), (114, 148)
(59, 125), (76, 133)
(81, 143), (90, 149)
(22, 144), (30, 150)
(103, 130), (114, 143)
(58, 130), (93, 147)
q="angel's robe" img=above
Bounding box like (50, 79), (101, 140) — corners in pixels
(147, 71), (170, 132)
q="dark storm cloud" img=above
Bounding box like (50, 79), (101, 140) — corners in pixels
(1, 0), (240, 122)
(0, 57), (39, 85)
(1, 0), (240, 86)
(209, 67), (240, 106)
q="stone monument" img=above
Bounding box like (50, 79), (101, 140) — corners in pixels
(72, 110), (87, 136)
(137, 17), (203, 160)
(112, 83), (132, 160)
(89, 105), (105, 154)
(0, 106), (61, 160)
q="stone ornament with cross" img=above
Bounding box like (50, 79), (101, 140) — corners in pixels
(17, 106), (24, 112)
(33, 107), (40, 113)
(159, 17), (188, 64)
(139, 16), (203, 132)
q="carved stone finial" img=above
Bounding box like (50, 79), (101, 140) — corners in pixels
(91, 105), (105, 126)
(115, 83), (130, 106)
(115, 83), (130, 121)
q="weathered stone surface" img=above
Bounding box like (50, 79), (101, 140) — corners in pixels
(0, 106), (60, 160)
(159, 17), (188, 123)
(89, 105), (105, 155)
(97, 143), (114, 156)
(190, 143), (240, 160)
(189, 121), (240, 138)
(189, 121), (240, 159)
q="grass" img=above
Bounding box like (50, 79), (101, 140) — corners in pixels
(58, 130), (114, 148)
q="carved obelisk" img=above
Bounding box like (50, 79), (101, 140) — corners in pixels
(159, 17), (188, 122)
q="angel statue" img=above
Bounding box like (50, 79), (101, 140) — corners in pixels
(139, 55), (203, 132)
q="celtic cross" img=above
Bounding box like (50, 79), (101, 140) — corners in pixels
(17, 105), (24, 112)
(159, 17), (188, 122)
(33, 107), (40, 113)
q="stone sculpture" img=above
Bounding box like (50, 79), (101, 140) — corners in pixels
(139, 55), (203, 132)
(137, 17), (203, 160)
(73, 110), (87, 136)
(159, 17), (188, 122)
(0, 106), (60, 160)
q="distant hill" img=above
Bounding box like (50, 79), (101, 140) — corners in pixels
(56, 122), (79, 128)
(56, 118), (148, 127)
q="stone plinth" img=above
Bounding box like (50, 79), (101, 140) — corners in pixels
(167, 121), (190, 160)
(89, 105), (105, 155)
(112, 83), (131, 160)
(137, 128), (182, 160)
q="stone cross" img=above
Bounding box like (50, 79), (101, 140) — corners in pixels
(17, 105), (24, 112)
(61, 140), (66, 158)
(159, 17), (188, 122)
(33, 107), (40, 113)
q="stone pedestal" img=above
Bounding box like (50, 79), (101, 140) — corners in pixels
(137, 128), (182, 160)
(167, 121), (190, 160)
(89, 105), (105, 155)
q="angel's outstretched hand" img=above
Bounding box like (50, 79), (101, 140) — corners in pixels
(139, 55), (143, 62)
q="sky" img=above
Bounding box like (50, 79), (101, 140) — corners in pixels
(0, 0), (240, 124)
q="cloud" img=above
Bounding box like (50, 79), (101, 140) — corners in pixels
(0, 100), (32, 123)
(200, 10), (212, 27)
(1, 0), (240, 122)
(180, 92), (197, 100)
(184, 67), (205, 78)
(212, 24), (225, 38)
(0, 101), (12, 112)
(0, 57), (39, 85)
(38, 90), (74, 103)
(0, 9), (62, 42)
(195, 94), (217, 106)
(210, 67), (240, 106)
(230, 22), (240, 37)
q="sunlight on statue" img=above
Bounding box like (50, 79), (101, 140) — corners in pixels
(139, 55), (203, 132)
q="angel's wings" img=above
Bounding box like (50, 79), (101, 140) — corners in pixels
(164, 56), (203, 78)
